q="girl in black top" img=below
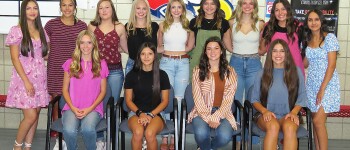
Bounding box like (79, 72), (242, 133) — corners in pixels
(124, 42), (170, 150)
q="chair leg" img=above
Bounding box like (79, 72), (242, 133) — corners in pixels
(59, 132), (63, 150)
(232, 135), (237, 150)
(121, 132), (125, 150)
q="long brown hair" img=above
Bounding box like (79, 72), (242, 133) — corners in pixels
(264, 0), (300, 45)
(90, 0), (119, 26)
(133, 42), (160, 106)
(195, 0), (223, 29)
(69, 30), (101, 78)
(19, 0), (48, 57)
(260, 39), (299, 110)
(199, 36), (229, 81)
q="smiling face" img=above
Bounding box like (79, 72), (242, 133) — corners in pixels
(307, 12), (321, 33)
(140, 47), (155, 68)
(206, 41), (222, 62)
(60, 0), (75, 18)
(26, 1), (38, 22)
(274, 2), (287, 23)
(242, 0), (254, 14)
(271, 43), (285, 68)
(135, 0), (148, 19)
(203, 0), (217, 18)
(98, 1), (113, 20)
(170, 1), (183, 20)
(80, 35), (93, 58)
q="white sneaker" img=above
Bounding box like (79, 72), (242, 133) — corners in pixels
(96, 141), (106, 150)
(142, 138), (147, 150)
(53, 139), (67, 150)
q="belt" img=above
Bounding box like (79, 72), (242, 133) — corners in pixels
(162, 54), (190, 59)
(232, 53), (259, 58)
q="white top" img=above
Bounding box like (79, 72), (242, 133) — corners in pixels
(163, 22), (187, 51)
(232, 21), (260, 54)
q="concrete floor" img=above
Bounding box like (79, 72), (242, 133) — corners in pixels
(1, 128), (349, 150)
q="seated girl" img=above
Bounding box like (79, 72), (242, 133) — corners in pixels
(61, 30), (108, 150)
(250, 39), (307, 149)
(124, 42), (170, 150)
(187, 36), (238, 150)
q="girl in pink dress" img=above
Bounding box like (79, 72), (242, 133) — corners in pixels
(5, 0), (50, 149)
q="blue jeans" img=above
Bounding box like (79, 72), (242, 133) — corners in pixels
(192, 117), (234, 150)
(230, 54), (261, 144)
(125, 58), (135, 75)
(160, 57), (189, 129)
(62, 110), (101, 150)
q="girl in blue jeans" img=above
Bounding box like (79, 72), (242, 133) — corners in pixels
(61, 30), (108, 150)
(188, 37), (238, 150)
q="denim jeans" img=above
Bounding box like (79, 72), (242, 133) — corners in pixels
(230, 54), (261, 144)
(125, 58), (135, 75)
(160, 57), (189, 128)
(192, 117), (233, 150)
(229, 54), (262, 102)
(62, 110), (101, 150)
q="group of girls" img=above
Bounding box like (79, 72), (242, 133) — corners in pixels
(4, 0), (340, 150)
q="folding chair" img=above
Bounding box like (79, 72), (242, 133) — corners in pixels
(244, 86), (313, 150)
(45, 95), (114, 150)
(180, 84), (245, 150)
(114, 87), (178, 150)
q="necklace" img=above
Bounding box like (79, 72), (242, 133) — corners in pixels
(204, 18), (214, 24)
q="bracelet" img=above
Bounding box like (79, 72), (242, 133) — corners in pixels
(136, 109), (143, 117)
(146, 112), (155, 118)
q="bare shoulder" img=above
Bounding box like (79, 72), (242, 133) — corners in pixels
(87, 24), (96, 32)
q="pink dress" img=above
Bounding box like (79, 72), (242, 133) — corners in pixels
(61, 59), (109, 117)
(5, 26), (50, 109)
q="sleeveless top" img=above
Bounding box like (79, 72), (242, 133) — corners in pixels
(94, 26), (122, 70)
(163, 22), (187, 51)
(232, 21), (260, 54)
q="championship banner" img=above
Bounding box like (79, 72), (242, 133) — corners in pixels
(291, 0), (339, 34)
(265, 0), (274, 20)
(149, 0), (235, 20)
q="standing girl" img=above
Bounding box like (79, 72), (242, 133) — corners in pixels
(260, 0), (305, 75)
(303, 9), (340, 150)
(5, 0), (49, 149)
(44, 1), (86, 144)
(188, 37), (238, 150)
(189, 0), (232, 80)
(88, 0), (128, 109)
(125, 0), (159, 74)
(157, 0), (194, 148)
(125, 42), (170, 150)
(250, 39), (307, 149)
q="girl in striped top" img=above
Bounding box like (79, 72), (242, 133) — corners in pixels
(188, 36), (238, 150)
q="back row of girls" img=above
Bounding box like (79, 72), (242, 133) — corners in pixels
(4, 0), (340, 149)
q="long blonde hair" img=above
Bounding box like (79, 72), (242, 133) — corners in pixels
(162, 0), (190, 32)
(70, 30), (101, 78)
(230, 0), (259, 32)
(126, 0), (153, 37)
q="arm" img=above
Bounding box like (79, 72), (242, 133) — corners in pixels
(62, 72), (83, 118)
(10, 45), (35, 97)
(258, 20), (266, 55)
(115, 24), (129, 53)
(228, 19), (234, 53)
(157, 22), (165, 53)
(303, 57), (309, 68)
(317, 51), (337, 104)
(192, 68), (211, 123)
(185, 31), (195, 52)
(223, 29), (233, 53)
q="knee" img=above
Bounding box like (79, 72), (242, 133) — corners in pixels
(194, 128), (210, 142)
(216, 132), (232, 144)
(266, 121), (280, 134)
(24, 114), (38, 125)
(144, 129), (157, 142)
(81, 126), (96, 136)
(132, 128), (144, 141)
(282, 122), (298, 136)
(63, 126), (77, 138)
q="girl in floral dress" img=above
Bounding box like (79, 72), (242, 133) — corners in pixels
(5, 0), (50, 149)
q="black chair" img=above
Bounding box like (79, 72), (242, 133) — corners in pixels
(244, 86), (313, 150)
(114, 87), (178, 150)
(45, 95), (115, 150)
(180, 84), (245, 150)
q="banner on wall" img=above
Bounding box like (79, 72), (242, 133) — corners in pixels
(265, 0), (274, 20)
(291, 0), (339, 34)
(148, 0), (234, 20)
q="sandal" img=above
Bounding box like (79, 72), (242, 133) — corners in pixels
(160, 136), (169, 150)
(25, 142), (32, 148)
(13, 140), (23, 150)
(169, 136), (175, 150)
